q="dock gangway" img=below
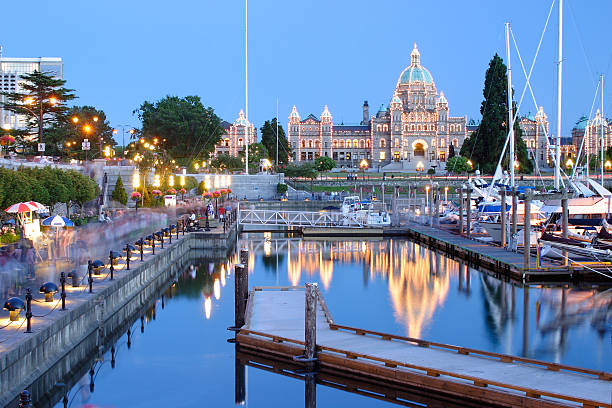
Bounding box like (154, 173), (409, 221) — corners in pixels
(238, 205), (364, 228)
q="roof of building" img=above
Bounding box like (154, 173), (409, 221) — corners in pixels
(221, 120), (232, 130)
(301, 113), (320, 123)
(398, 44), (434, 85)
(334, 124), (370, 131)
(574, 116), (588, 130)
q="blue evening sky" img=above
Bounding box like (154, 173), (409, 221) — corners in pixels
(2, 0), (610, 142)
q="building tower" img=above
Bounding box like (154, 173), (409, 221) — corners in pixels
(289, 106), (301, 161)
(320, 105), (333, 158)
(361, 101), (369, 125)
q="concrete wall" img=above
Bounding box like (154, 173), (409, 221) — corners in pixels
(0, 230), (238, 406)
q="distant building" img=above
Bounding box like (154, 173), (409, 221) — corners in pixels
(214, 109), (256, 157)
(518, 107), (549, 170)
(0, 54), (63, 131)
(287, 44), (468, 171)
(571, 111), (611, 159)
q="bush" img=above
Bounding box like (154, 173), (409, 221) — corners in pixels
(0, 233), (19, 244)
(315, 156), (336, 172)
(427, 168), (435, 175)
(197, 180), (207, 195)
(277, 183), (288, 195)
(112, 174), (128, 205)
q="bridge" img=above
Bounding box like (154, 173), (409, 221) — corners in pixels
(238, 206), (364, 228)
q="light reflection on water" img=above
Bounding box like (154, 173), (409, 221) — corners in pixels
(52, 233), (610, 408)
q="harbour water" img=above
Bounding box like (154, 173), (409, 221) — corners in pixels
(47, 232), (610, 407)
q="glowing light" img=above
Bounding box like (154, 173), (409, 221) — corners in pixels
(213, 279), (221, 300)
(49, 97), (57, 105)
(72, 116), (79, 124)
(169, 175), (175, 187)
(93, 116), (99, 122)
(24, 97), (34, 105)
(180, 175), (185, 187)
(83, 125), (91, 133)
(204, 297), (212, 319)
(359, 159), (369, 169)
(132, 172), (140, 188)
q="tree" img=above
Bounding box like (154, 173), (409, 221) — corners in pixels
(448, 144), (456, 159)
(445, 156), (471, 173)
(460, 54), (532, 174)
(112, 174), (128, 205)
(210, 154), (243, 171)
(135, 96), (225, 159)
(0, 70), (76, 153)
(260, 118), (291, 165)
(315, 156), (336, 172)
(283, 163), (318, 179)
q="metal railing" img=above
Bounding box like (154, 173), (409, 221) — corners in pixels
(238, 205), (364, 228)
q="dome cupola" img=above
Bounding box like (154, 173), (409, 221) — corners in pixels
(397, 43), (434, 85)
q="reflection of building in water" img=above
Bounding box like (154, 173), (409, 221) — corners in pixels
(279, 237), (452, 338)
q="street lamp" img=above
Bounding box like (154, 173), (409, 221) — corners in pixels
(566, 158), (574, 170)
(425, 185), (430, 210)
(21, 95), (57, 156)
(605, 160), (611, 172)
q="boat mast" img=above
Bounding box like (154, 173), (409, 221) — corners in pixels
(554, 0), (563, 190)
(505, 22), (515, 188)
(276, 97), (279, 166)
(601, 74), (605, 185)
(245, 0), (249, 175)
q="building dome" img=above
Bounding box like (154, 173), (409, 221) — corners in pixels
(398, 43), (434, 85)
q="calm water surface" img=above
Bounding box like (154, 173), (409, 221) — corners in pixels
(55, 233), (611, 407)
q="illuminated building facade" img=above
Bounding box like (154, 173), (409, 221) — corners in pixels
(214, 109), (256, 157)
(287, 44), (468, 171)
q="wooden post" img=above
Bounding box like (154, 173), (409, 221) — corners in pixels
(458, 186), (464, 235)
(407, 184), (411, 216)
(234, 263), (248, 329)
(235, 346), (246, 405)
(561, 188), (569, 266)
(466, 188), (472, 238)
(391, 186), (399, 227)
(305, 282), (317, 362)
(240, 248), (249, 269)
(523, 189), (532, 270)
(305, 373), (316, 408)
(434, 184), (439, 226)
(511, 187), (518, 247)
(500, 188), (507, 247)
(428, 186), (433, 227)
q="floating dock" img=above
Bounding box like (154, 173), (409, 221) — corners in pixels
(236, 287), (611, 408)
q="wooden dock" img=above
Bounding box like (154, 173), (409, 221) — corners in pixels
(236, 287), (612, 408)
(387, 223), (612, 284)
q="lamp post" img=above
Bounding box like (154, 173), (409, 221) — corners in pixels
(23, 96), (57, 157)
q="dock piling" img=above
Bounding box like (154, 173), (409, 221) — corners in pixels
(500, 188), (507, 248)
(305, 282), (317, 363)
(561, 188), (568, 266)
(466, 188), (472, 238)
(523, 189), (532, 270)
(240, 248), (249, 269)
(234, 263), (248, 329)
(511, 187), (518, 249)
(459, 186), (464, 235)
(391, 186), (399, 227)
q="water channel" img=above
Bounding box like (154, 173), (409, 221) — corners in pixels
(25, 232), (611, 407)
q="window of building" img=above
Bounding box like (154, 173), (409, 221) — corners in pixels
(308, 140), (313, 148)
(315, 140), (320, 148)
(414, 143), (425, 156)
(452, 138), (458, 147)
(238, 138), (243, 146)
(530, 140), (535, 148)
(366, 140), (370, 148)
(346, 152), (351, 161)
(339, 140), (345, 148)
(346, 139), (351, 148)
(457, 125), (461, 131)
(440, 152), (446, 162)
(450, 125), (455, 132)
(411, 125), (415, 131)
(359, 139), (365, 148)
(301, 140), (306, 148)
(301, 152), (306, 161)
(379, 151), (386, 161)
(353, 139), (358, 149)
(376, 124), (381, 131)
(380, 139), (386, 148)
(333, 152), (338, 160)
(383, 124), (389, 132)
(440, 138), (445, 147)
(417, 125), (421, 131)
(395, 138), (399, 148)
(332, 140), (337, 148)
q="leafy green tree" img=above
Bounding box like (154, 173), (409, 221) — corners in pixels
(260, 118), (291, 165)
(460, 54), (532, 174)
(210, 154), (243, 171)
(67, 170), (98, 215)
(315, 156), (336, 172)
(50, 106), (116, 158)
(135, 96), (224, 159)
(445, 156), (471, 173)
(283, 163), (317, 179)
(112, 174), (128, 205)
(277, 183), (288, 195)
(0, 70), (76, 153)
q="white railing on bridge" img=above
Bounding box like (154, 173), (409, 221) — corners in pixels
(238, 205), (364, 228)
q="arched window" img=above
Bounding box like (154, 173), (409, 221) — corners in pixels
(315, 140), (320, 148)
(380, 139), (386, 148)
(417, 125), (422, 131)
(376, 125), (382, 131)
(238, 138), (244, 146)
(359, 139), (365, 148)
(383, 124), (389, 132)
(530, 140), (535, 148)
(450, 125), (455, 132)
(395, 138), (399, 148)
(353, 139), (358, 148)
(332, 140), (337, 148)
(452, 138), (458, 147)
(411, 125), (415, 131)
(365, 140), (370, 148)
(308, 140), (313, 148)
(346, 139), (352, 148)
(440, 138), (445, 147)
(457, 125), (462, 132)
(424, 124), (428, 131)
(339, 139), (345, 148)
(224, 138), (230, 147)
(404, 125), (408, 132)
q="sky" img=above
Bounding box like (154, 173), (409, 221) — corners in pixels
(2, 0), (611, 143)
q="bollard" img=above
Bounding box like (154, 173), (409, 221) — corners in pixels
(111, 345), (116, 369)
(459, 186), (464, 235)
(140, 315), (144, 333)
(60, 272), (66, 311)
(434, 184), (439, 227)
(168, 226), (172, 244)
(18, 390), (32, 408)
(233, 263), (248, 329)
(159, 232), (164, 249)
(69, 270), (79, 288)
(240, 248), (249, 269)
(561, 188), (569, 266)
(88, 260), (93, 293)
(181, 219), (185, 236)
(89, 366), (95, 393)
(125, 244), (131, 271)
(138, 239), (144, 261)
(127, 328), (132, 349)
(109, 251), (114, 280)
(151, 235), (155, 255)
(511, 187), (518, 246)
(500, 188), (507, 247)
(205, 211), (211, 232)
(524, 189), (532, 270)
(25, 289), (32, 333)
(176, 224), (179, 239)
(466, 188), (472, 238)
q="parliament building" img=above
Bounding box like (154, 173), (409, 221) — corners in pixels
(287, 44), (468, 171)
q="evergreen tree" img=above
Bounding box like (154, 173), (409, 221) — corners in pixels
(448, 144), (456, 159)
(0, 70), (76, 152)
(260, 118), (291, 165)
(112, 174), (128, 205)
(460, 54), (532, 174)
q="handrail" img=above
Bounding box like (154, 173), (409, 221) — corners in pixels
(329, 323), (612, 381)
(238, 329), (611, 407)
